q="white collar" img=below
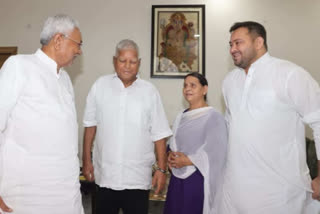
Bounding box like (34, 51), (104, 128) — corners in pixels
(35, 49), (63, 78)
(112, 72), (140, 88)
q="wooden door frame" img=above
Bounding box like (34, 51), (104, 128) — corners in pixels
(0, 46), (17, 55)
(0, 46), (18, 68)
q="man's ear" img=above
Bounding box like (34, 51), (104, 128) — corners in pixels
(113, 56), (117, 66)
(255, 36), (265, 50)
(52, 33), (64, 50)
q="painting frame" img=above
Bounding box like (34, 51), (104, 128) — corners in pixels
(151, 5), (205, 78)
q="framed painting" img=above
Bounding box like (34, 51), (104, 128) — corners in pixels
(151, 5), (205, 78)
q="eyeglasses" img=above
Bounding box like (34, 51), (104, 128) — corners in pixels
(63, 34), (82, 48)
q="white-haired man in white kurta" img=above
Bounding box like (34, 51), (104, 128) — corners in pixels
(0, 14), (84, 214)
(82, 39), (172, 214)
(220, 21), (320, 214)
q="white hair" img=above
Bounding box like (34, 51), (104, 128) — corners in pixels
(40, 14), (79, 45)
(115, 39), (139, 57)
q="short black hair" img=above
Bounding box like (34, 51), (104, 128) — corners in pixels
(184, 72), (208, 100)
(229, 21), (268, 50)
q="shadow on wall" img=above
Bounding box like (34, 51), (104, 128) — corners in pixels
(66, 55), (84, 83)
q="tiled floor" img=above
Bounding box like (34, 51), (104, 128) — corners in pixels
(82, 192), (165, 214)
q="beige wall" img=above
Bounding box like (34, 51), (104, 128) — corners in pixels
(1, 0), (319, 156)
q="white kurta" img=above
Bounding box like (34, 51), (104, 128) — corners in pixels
(83, 74), (172, 190)
(0, 49), (83, 214)
(168, 107), (228, 213)
(221, 53), (320, 214)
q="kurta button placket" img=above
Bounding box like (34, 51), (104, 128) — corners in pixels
(241, 68), (254, 110)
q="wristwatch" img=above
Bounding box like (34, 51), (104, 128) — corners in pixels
(156, 166), (168, 174)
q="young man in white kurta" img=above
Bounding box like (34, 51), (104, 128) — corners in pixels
(0, 15), (83, 214)
(221, 21), (320, 214)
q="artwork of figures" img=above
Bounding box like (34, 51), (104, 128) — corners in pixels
(151, 5), (205, 78)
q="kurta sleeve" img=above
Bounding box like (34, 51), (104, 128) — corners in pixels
(0, 56), (26, 133)
(83, 82), (98, 127)
(285, 69), (320, 159)
(149, 88), (172, 142)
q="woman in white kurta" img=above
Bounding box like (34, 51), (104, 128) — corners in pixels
(164, 72), (228, 214)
